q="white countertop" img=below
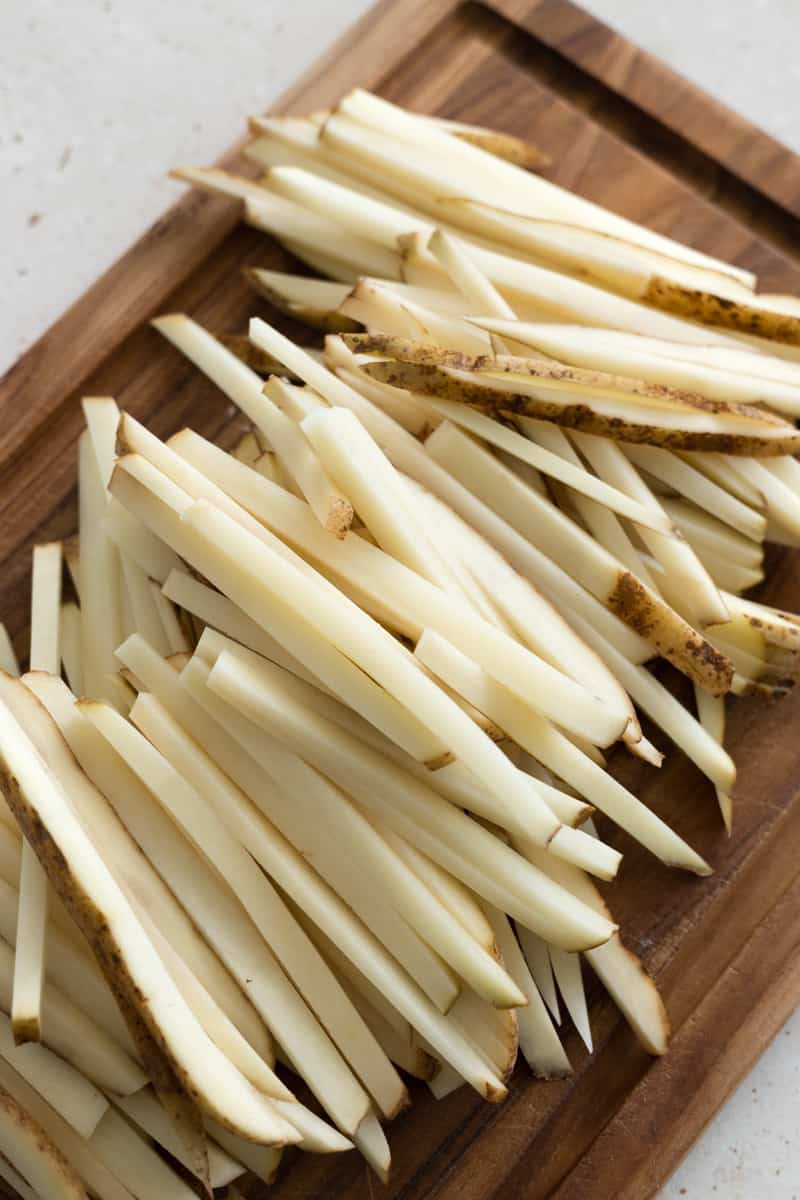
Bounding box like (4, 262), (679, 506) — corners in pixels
(1, 2), (798, 1195)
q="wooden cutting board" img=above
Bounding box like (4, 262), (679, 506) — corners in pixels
(3, 2), (800, 1197)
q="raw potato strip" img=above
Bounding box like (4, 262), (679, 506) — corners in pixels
(19, 674), (280, 1103)
(413, 630), (710, 876)
(661, 500), (762, 570)
(427, 226), (517, 321)
(265, 375), (328, 424)
(484, 905), (570, 1078)
(376, 827), (495, 955)
(424, 115), (551, 169)
(30, 544), (62, 675)
(340, 278), (491, 357)
(548, 946), (592, 1051)
(120, 1094), (245, 1187)
(0, 1082), (87, 1200)
(291, 908), (413, 1047)
(447, 988), (518, 1081)
(334, 90), (753, 285)
(570, 431), (729, 630)
(521, 416), (661, 616)
(148, 582), (191, 654)
(482, 321), (800, 414)
(206, 1118), (282, 1186)
(78, 431), (123, 706)
(622, 444), (766, 542)
(439, 200), (749, 302)
(15, 541), (62, 1044)
(515, 834), (669, 1055)
(352, 1110), (391, 1184)
(117, 1089), (244, 1188)
(421, 394), (673, 531)
(103, 500), (185, 584)
(253, 377), (353, 536)
(59, 604), (82, 695)
(340, 980), (436, 1079)
(163, 569), (328, 688)
(301, 108), (551, 171)
(560, 610), (735, 793)
(82, 396), (119, 489)
(424, 420), (732, 694)
(119, 555), (170, 656)
(245, 191), (402, 280)
(88, 1107), (198, 1200)
(724, 456), (800, 540)
(694, 686), (734, 833)
(205, 649), (617, 947)
(246, 268), (357, 333)
(302, 405), (467, 593)
(0, 1011), (107, 1140)
(365, 354), (800, 457)
(113, 425), (449, 764)
(231, 430), (264, 466)
(406, 474), (644, 750)
(169, 418), (628, 749)
(429, 758), (590, 838)
(152, 313), (277, 448)
(516, 927), (560, 1023)
(306, 362), (652, 664)
(722, 593), (800, 654)
(645, 278), (800, 346)
(351, 337), (800, 456)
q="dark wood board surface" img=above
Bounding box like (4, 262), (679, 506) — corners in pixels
(2, 2), (800, 1197)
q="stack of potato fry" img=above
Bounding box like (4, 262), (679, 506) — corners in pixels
(3, 90), (800, 1197)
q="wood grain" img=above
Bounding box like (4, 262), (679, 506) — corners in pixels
(1, 2), (799, 1198)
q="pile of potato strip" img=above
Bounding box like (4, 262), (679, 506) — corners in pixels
(2, 89), (800, 1197)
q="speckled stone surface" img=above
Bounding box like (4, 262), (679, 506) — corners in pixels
(1, 2), (798, 1196)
